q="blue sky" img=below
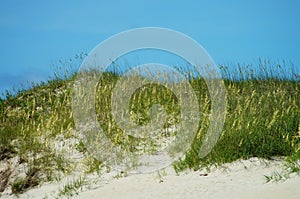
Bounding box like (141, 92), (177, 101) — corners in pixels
(0, 0), (300, 95)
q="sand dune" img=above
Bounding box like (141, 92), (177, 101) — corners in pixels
(6, 158), (300, 199)
(77, 158), (300, 199)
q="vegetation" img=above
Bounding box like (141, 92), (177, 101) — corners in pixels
(0, 58), (299, 195)
(56, 177), (87, 198)
(175, 76), (300, 171)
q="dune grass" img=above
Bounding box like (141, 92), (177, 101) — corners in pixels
(0, 59), (299, 195)
(174, 77), (300, 171)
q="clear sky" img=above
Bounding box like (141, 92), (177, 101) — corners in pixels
(0, 0), (300, 95)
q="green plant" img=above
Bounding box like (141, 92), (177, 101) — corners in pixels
(75, 140), (87, 153)
(85, 157), (102, 175)
(175, 62), (300, 170)
(57, 177), (87, 198)
(11, 167), (40, 194)
(11, 177), (26, 194)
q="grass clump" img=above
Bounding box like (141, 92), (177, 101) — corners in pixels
(0, 57), (84, 194)
(11, 167), (40, 194)
(175, 61), (300, 172)
(57, 177), (87, 198)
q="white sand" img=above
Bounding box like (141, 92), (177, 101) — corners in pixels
(76, 158), (300, 199)
(5, 158), (300, 199)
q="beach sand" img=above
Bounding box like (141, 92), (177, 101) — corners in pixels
(5, 158), (300, 199)
(76, 158), (300, 199)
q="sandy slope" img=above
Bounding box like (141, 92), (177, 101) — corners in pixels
(5, 158), (300, 199)
(76, 158), (300, 199)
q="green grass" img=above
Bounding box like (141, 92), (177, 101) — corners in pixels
(57, 177), (87, 198)
(174, 77), (300, 171)
(11, 166), (40, 194)
(0, 59), (299, 195)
